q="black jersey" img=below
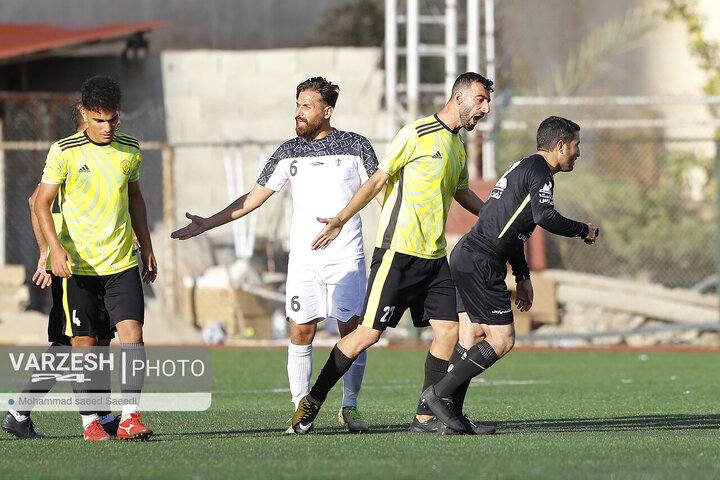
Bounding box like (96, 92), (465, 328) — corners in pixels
(470, 154), (588, 278)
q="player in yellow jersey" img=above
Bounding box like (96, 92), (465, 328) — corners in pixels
(291, 72), (492, 435)
(34, 76), (156, 441)
(2, 101), (120, 439)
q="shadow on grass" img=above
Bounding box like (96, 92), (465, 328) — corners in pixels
(11, 415), (714, 441)
(493, 414), (720, 433)
(161, 414), (720, 438)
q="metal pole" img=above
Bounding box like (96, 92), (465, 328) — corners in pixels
(406, 0), (419, 121)
(467, 0), (480, 72)
(445, 0), (458, 95)
(482, 0), (497, 179)
(466, 0), (481, 179)
(385, 0), (398, 137)
(161, 145), (177, 313)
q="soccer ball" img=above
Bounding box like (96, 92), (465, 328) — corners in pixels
(202, 321), (227, 345)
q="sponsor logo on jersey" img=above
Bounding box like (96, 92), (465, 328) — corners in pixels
(491, 308), (512, 315)
(432, 151), (442, 159)
(538, 182), (553, 204)
(78, 164), (91, 174)
(489, 177), (507, 199)
(491, 160), (522, 199)
(310, 161), (324, 167)
(336, 158), (342, 166)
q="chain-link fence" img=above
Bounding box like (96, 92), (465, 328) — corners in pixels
(0, 93), (167, 312)
(495, 130), (717, 289)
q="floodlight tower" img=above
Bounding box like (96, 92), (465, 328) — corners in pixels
(384, 0), (496, 179)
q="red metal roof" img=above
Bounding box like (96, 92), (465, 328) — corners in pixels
(0, 21), (171, 62)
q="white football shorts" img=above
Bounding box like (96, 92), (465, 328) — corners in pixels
(285, 258), (366, 324)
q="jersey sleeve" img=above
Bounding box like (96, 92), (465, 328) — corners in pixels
(256, 146), (289, 192)
(378, 125), (416, 176)
(457, 160), (469, 191)
(528, 161), (586, 237)
(358, 135), (379, 180)
(129, 151), (142, 182)
(507, 243), (530, 281)
(40, 143), (67, 185)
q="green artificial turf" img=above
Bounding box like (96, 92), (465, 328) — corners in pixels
(1, 348), (718, 479)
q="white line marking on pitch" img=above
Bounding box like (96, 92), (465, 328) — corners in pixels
(219, 379), (552, 395)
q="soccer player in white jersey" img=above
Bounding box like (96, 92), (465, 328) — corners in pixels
(171, 77), (381, 433)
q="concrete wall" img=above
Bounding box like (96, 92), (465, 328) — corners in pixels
(162, 47), (388, 278)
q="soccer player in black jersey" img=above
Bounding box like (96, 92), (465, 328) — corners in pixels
(429, 116), (599, 433)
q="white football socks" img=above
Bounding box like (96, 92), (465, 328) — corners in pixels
(121, 404), (138, 422)
(81, 413), (99, 430)
(287, 343), (313, 410)
(342, 349), (366, 408)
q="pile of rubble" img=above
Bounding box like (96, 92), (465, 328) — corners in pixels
(519, 303), (720, 348)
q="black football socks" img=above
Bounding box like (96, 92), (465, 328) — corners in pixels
(447, 343), (472, 414)
(434, 340), (499, 399)
(416, 352), (450, 416)
(308, 345), (355, 405)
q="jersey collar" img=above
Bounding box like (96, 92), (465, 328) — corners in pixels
(299, 127), (337, 144)
(433, 114), (459, 134)
(83, 130), (113, 147)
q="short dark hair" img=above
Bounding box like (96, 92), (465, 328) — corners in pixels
(536, 116), (581, 151)
(451, 72), (494, 95)
(296, 77), (340, 108)
(70, 100), (83, 131)
(81, 76), (122, 112)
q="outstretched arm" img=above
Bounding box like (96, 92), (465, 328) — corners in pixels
(312, 169), (389, 250)
(171, 183), (275, 240)
(454, 188), (484, 216)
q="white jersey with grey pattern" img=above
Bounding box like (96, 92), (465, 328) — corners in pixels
(257, 128), (378, 265)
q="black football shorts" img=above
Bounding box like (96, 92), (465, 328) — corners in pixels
(48, 266), (144, 339)
(449, 234), (514, 325)
(360, 247), (458, 331)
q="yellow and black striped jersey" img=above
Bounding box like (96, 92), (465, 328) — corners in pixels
(376, 114), (469, 259)
(41, 131), (142, 275)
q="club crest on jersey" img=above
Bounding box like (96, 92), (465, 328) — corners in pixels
(120, 160), (131, 175)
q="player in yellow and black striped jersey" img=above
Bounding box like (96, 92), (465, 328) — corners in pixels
(375, 114), (469, 259)
(33, 76), (156, 441)
(290, 73), (493, 436)
(2, 101), (116, 440)
(42, 129), (141, 276)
